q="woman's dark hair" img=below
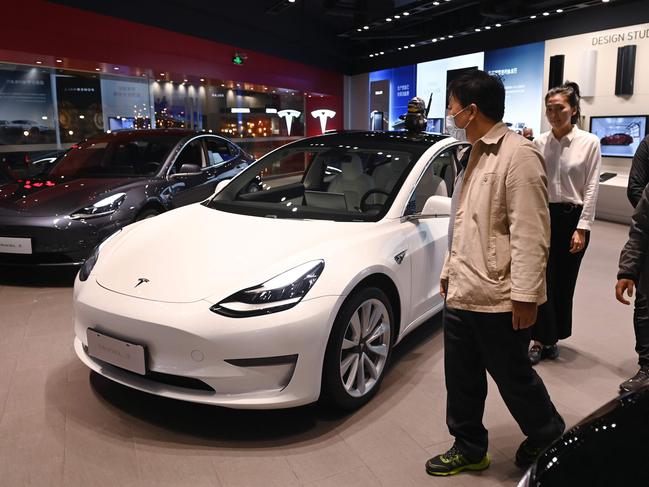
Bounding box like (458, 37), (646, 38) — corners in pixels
(447, 70), (505, 122)
(546, 81), (581, 125)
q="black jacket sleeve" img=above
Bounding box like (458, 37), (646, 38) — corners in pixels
(628, 135), (649, 208)
(619, 184), (649, 282)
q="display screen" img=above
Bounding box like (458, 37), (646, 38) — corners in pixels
(590, 116), (648, 158)
(108, 116), (135, 131)
(426, 118), (443, 133)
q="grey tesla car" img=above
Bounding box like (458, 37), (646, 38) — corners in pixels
(0, 129), (253, 265)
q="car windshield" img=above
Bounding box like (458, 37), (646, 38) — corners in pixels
(47, 135), (179, 178)
(206, 135), (432, 222)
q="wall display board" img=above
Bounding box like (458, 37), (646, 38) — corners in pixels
(368, 65), (417, 130)
(100, 77), (152, 131)
(485, 42), (546, 138)
(56, 73), (103, 143)
(590, 115), (648, 157)
(416, 52), (485, 122)
(0, 67), (55, 145)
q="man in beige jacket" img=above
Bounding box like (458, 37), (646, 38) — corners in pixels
(425, 70), (565, 477)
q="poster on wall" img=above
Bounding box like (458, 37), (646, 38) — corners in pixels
(0, 68), (55, 145)
(417, 52), (485, 123)
(369, 65), (417, 130)
(56, 74), (103, 143)
(100, 77), (152, 131)
(485, 42), (545, 138)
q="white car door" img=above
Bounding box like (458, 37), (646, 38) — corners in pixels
(402, 146), (464, 324)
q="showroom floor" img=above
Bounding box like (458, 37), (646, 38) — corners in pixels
(0, 219), (636, 487)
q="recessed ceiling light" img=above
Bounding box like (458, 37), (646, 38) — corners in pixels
(440, 36), (445, 40)
(485, 26), (491, 29)
(398, 47), (402, 50)
(357, 28), (362, 31)
(495, 23), (502, 27)
(434, 1), (440, 4)
(432, 38), (438, 42)
(114, 67), (119, 70)
(448, 34), (454, 38)
(369, 54), (374, 57)
(602, 0), (610, 3)
(475, 28), (481, 31)
(543, 11), (549, 16)
(556, 8), (563, 12)
(530, 15), (537, 19)
(35, 61), (42, 64)
(410, 43), (415, 47)
(380, 51), (385, 54)
(200, 78), (205, 82)
(288, 0), (296, 3)
(394, 14), (401, 19)
(95, 68), (101, 71)
(386, 17), (392, 21)
(56, 59), (62, 63)
(404, 45), (409, 49)
(184, 79), (188, 82)
(363, 25), (369, 29)
(403, 12), (409, 16)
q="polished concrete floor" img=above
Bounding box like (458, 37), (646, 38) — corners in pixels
(0, 220), (637, 487)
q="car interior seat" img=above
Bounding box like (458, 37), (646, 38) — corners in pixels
(373, 157), (410, 193)
(327, 154), (374, 211)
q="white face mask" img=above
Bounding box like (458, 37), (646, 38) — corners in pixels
(445, 105), (472, 142)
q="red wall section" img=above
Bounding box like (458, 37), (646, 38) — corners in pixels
(0, 1), (343, 134)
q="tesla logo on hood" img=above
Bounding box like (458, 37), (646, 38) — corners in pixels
(311, 109), (336, 134)
(134, 278), (150, 288)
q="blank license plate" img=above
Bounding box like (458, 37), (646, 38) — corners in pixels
(0, 237), (32, 254)
(87, 329), (146, 375)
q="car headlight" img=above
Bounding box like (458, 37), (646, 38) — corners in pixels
(211, 260), (325, 317)
(70, 193), (126, 219)
(78, 229), (122, 282)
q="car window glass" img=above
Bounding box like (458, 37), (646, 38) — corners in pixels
(407, 149), (454, 214)
(48, 136), (177, 178)
(205, 139), (235, 166)
(208, 137), (429, 222)
(172, 139), (204, 173)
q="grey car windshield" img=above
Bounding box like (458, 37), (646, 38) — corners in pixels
(48, 136), (178, 178)
(207, 137), (432, 222)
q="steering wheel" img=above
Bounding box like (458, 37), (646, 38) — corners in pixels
(360, 189), (390, 212)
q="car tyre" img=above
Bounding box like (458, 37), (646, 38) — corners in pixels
(135, 208), (160, 221)
(322, 287), (394, 410)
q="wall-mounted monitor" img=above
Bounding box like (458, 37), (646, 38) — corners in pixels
(426, 118), (443, 133)
(589, 115), (648, 158)
(108, 116), (135, 131)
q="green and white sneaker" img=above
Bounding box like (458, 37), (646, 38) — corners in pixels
(425, 445), (490, 476)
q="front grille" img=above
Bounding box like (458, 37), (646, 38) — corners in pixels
(146, 371), (215, 392)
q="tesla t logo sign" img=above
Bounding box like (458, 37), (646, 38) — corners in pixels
(134, 278), (150, 288)
(311, 109), (336, 134)
(277, 109), (301, 136)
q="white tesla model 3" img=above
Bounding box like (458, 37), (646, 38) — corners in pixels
(73, 131), (467, 409)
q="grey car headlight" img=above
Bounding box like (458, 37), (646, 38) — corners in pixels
(71, 193), (126, 219)
(78, 229), (122, 282)
(211, 260), (325, 318)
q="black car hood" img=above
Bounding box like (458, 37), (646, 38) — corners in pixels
(0, 177), (147, 217)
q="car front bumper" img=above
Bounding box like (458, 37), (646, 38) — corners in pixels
(73, 276), (342, 409)
(0, 214), (121, 265)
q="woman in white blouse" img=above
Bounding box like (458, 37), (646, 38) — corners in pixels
(529, 81), (601, 365)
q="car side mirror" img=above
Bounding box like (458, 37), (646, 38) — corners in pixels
(169, 163), (202, 179)
(404, 195), (451, 221)
(214, 179), (231, 194)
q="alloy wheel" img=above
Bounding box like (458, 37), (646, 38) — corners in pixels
(339, 298), (391, 397)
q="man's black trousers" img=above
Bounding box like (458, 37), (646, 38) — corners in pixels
(444, 305), (565, 460)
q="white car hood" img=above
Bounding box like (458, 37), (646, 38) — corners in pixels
(95, 204), (372, 303)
